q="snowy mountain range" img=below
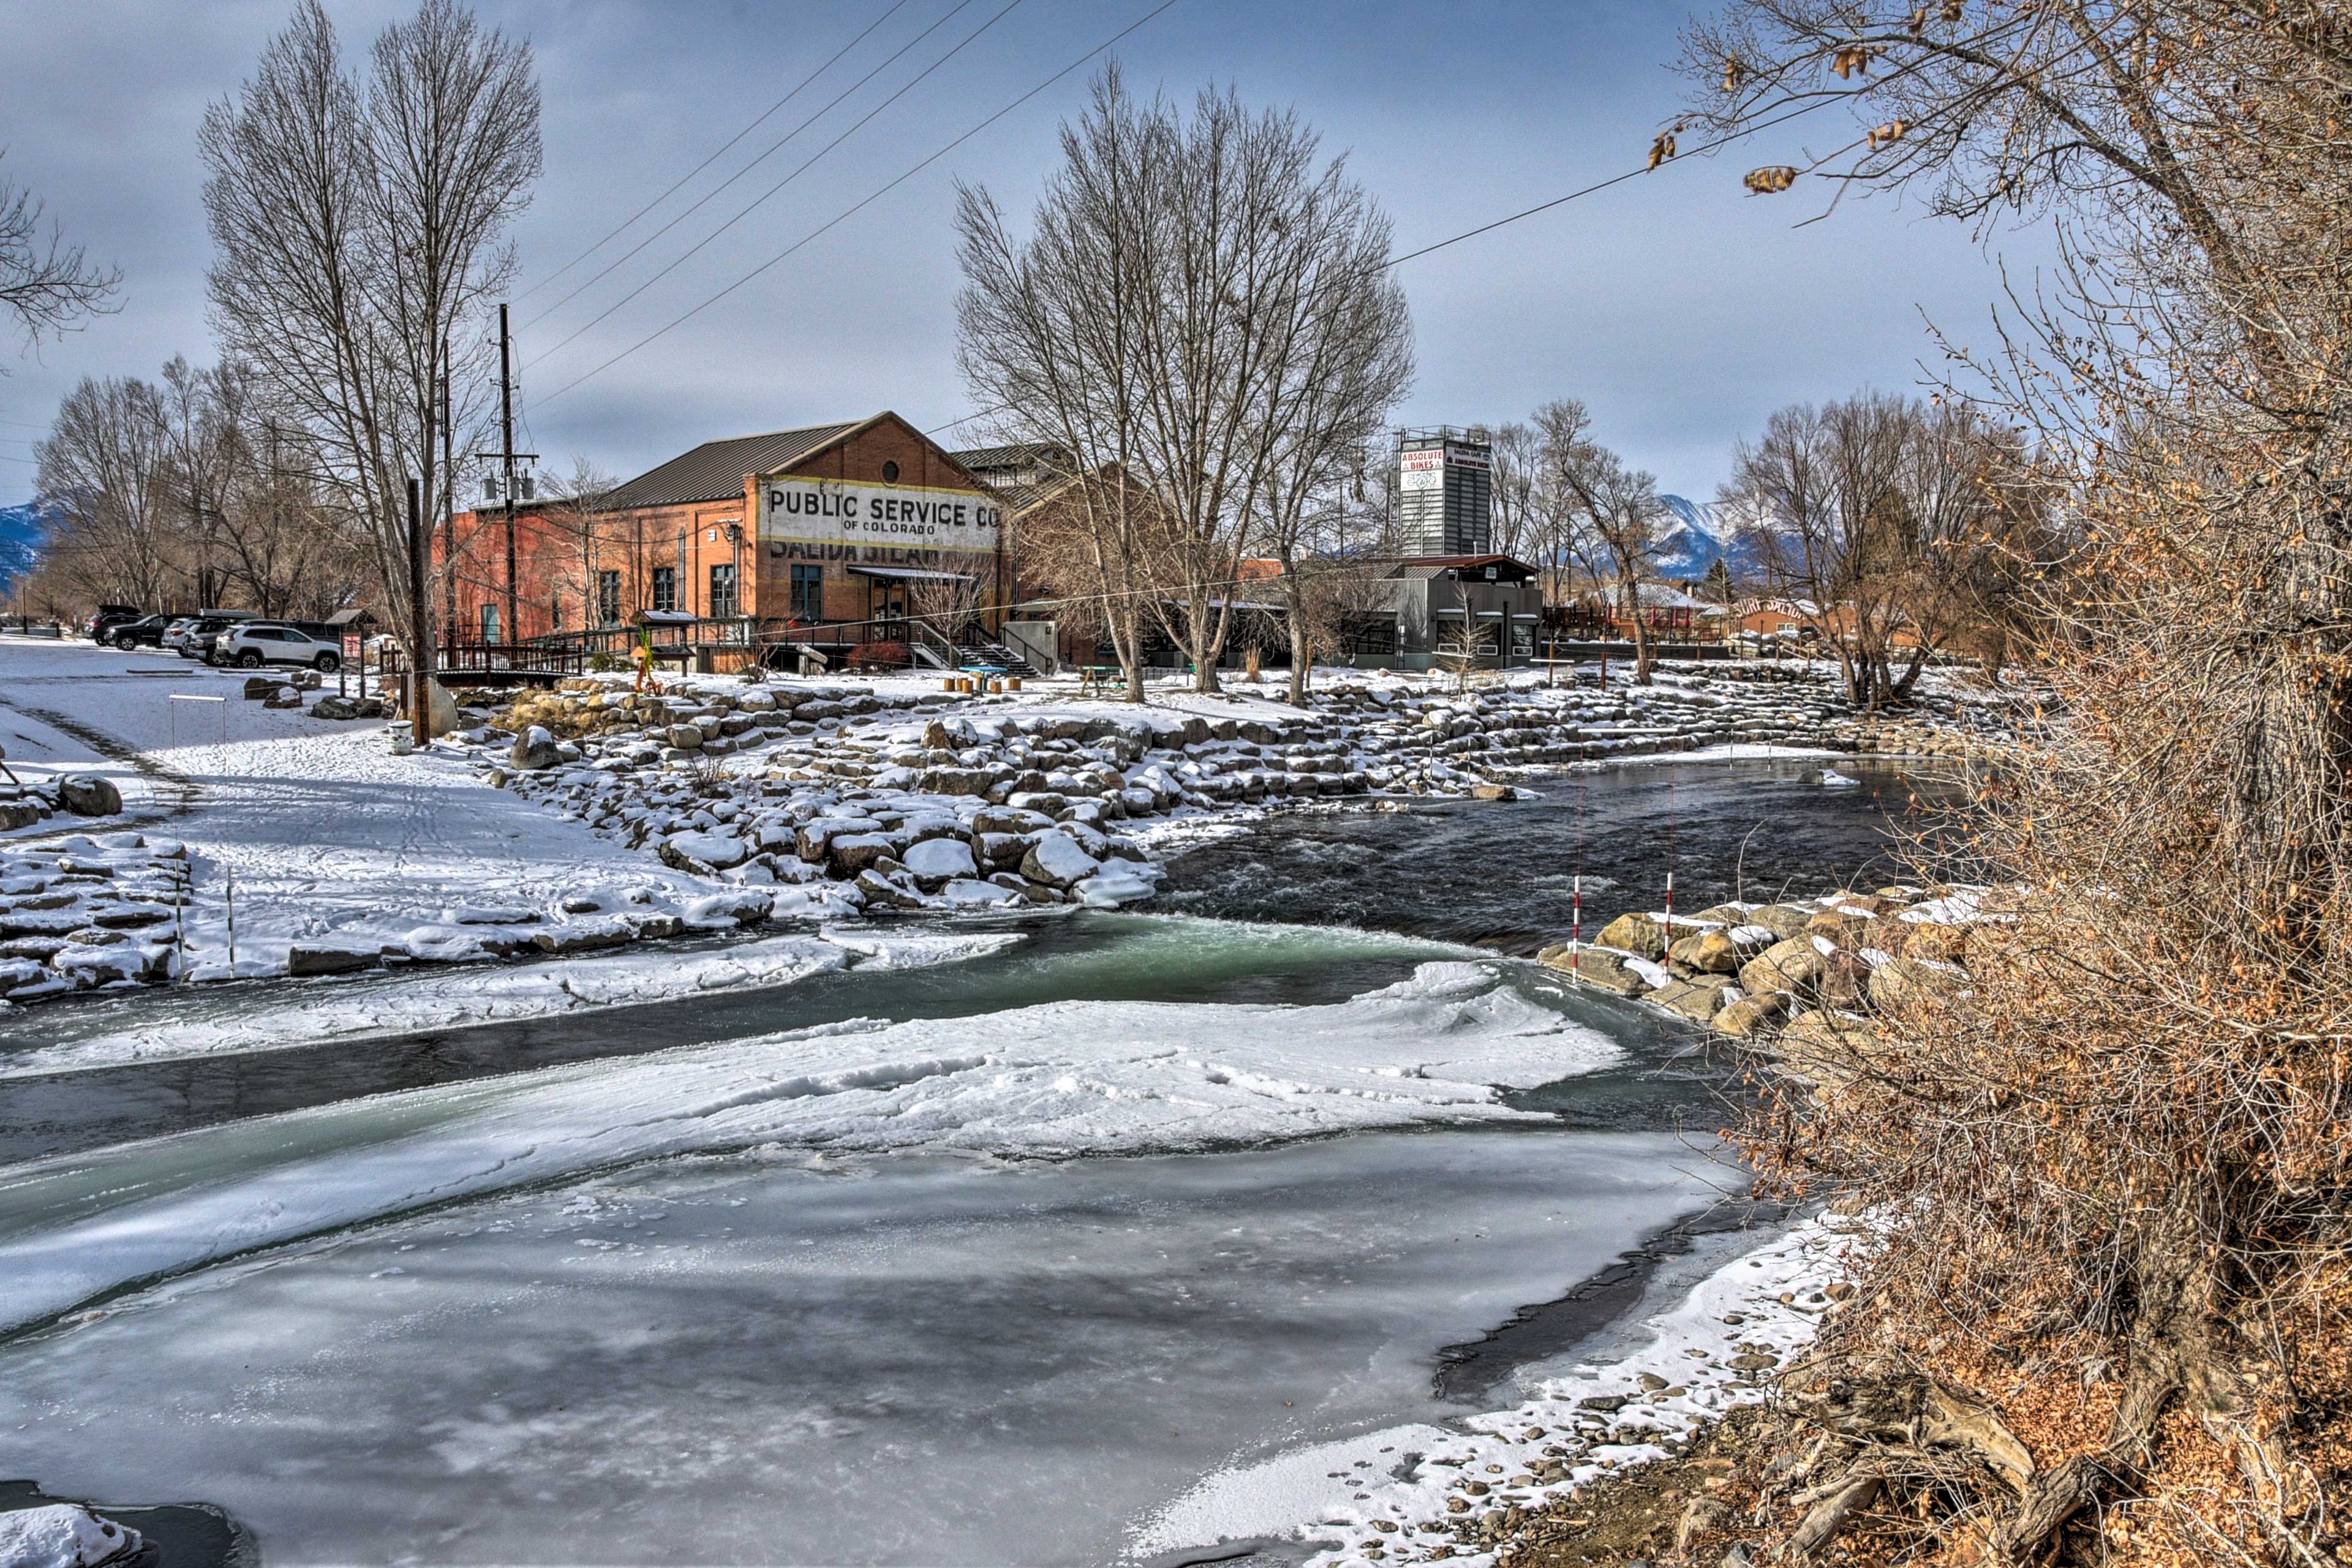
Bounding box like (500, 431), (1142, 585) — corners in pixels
(1649, 494), (1776, 587)
(0, 500), (48, 593)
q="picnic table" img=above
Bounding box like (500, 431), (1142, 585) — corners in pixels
(1078, 665), (1121, 696)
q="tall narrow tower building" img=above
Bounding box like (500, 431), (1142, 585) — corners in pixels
(1395, 428), (1493, 556)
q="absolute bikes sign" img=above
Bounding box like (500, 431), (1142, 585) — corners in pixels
(758, 475), (1003, 552)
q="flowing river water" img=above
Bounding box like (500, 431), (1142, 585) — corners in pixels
(0, 755), (1940, 1566)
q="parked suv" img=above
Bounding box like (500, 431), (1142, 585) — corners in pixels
(106, 614), (170, 650)
(178, 612), (258, 661)
(216, 622), (342, 673)
(82, 605), (143, 641)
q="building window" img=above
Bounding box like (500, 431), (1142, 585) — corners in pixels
(550, 596), (564, 633)
(597, 570), (622, 626)
(480, 603), (499, 644)
(881, 460), (900, 483)
(790, 563), (823, 619)
(709, 562), (739, 619)
(650, 566), (676, 613)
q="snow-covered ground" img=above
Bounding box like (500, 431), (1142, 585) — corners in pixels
(0, 638), (775, 993)
(0, 635), (2027, 1007)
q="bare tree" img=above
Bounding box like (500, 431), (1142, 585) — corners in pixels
(1248, 189), (1414, 704)
(959, 66), (1408, 697)
(541, 456), (622, 631)
(1524, 399), (1600, 608)
(955, 72), (1163, 702)
(1483, 421), (1539, 561)
(1724, 391), (2030, 706)
(0, 155), (119, 356)
(202, 0), (538, 739)
(1536, 399), (1669, 682)
(34, 375), (178, 609)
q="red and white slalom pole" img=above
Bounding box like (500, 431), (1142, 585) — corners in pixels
(1570, 871), (1582, 984)
(1663, 768), (1678, 945)
(1570, 769), (1587, 984)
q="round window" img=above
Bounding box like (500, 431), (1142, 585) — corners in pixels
(882, 461), (900, 483)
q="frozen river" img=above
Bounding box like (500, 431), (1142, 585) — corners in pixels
(0, 758), (1934, 1564)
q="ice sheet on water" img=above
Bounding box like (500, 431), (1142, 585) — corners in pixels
(0, 959), (1619, 1332)
(1135, 1215), (1863, 1567)
(0, 1132), (1726, 1567)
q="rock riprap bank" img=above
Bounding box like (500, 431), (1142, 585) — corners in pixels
(0, 834), (189, 1003)
(463, 664), (2026, 918)
(1536, 884), (1989, 1072)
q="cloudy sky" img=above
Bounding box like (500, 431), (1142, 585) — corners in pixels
(0, 0), (2053, 508)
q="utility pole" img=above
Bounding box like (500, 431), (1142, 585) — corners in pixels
(440, 334), (454, 654)
(407, 476), (429, 747)
(499, 304), (517, 644)
(474, 306), (537, 647)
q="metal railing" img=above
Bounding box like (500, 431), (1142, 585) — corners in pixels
(385, 642), (586, 685)
(497, 612), (1014, 672)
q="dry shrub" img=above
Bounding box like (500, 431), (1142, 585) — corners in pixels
(1680, 3), (2352, 1559)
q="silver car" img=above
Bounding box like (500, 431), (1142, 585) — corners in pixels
(216, 622), (342, 672)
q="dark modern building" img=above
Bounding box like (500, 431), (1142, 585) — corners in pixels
(1371, 553), (1542, 669)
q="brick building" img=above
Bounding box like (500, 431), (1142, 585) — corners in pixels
(442, 412), (1005, 647)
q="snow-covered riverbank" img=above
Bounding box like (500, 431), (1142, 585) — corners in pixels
(0, 636), (2026, 1006)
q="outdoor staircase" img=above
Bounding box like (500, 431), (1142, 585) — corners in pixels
(958, 642), (1038, 677)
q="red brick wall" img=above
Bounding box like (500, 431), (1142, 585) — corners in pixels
(439, 413), (1000, 641)
(754, 414), (1001, 631)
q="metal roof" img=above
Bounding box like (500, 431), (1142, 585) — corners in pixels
(608, 419), (869, 510)
(949, 441), (1066, 472)
(1385, 554), (1536, 581)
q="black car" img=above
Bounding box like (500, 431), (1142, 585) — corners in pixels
(106, 614), (171, 650)
(83, 604), (144, 641)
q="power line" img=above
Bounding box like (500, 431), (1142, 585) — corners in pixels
(1385, 99), (1845, 274)
(539, 0), (1181, 407)
(537, 1), (2010, 410)
(516, 0), (917, 305)
(523, 0), (1019, 360)
(1383, 13), (2042, 272)
(523, 0), (986, 337)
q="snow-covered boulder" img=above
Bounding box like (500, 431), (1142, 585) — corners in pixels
(510, 725), (564, 772)
(55, 775), (121, 817)
(682, 889), (774, 927)
(661, 829), (749, 871)
(901, 836), (979, 888)
(287, 943), (379, 978)
(1020, 831), (1101, 889)
(0, 1505), (142, 1568)
(1074, 864), (1157, 907)
(824, 832), (897, 877)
